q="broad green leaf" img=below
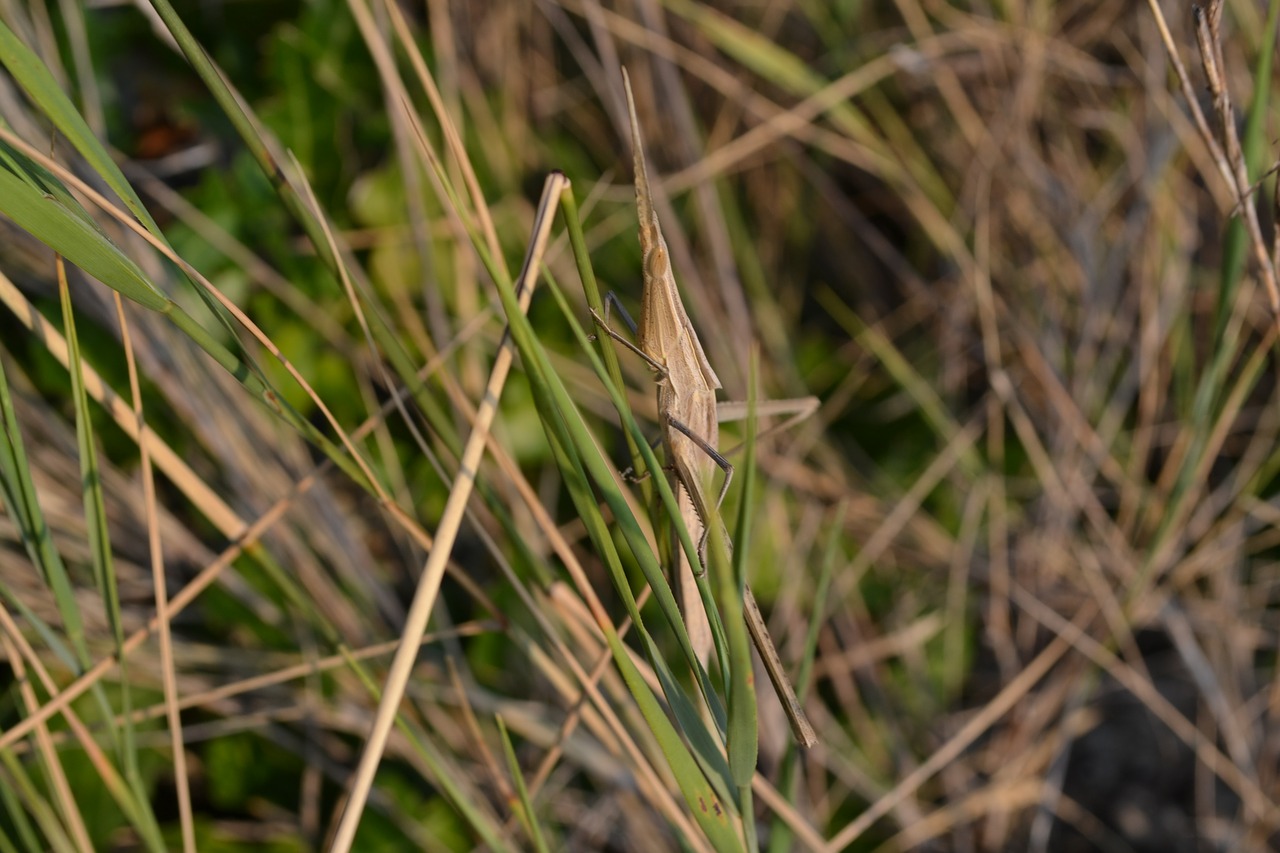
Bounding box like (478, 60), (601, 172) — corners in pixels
(0, 167), (169, 311)
(0, 19), (158, 231)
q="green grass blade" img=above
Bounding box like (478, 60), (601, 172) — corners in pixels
(0, 768), (34, 853)
(0, 764), (36, 852)
(558, 187), (653, 491)
(58, 275), (164, 848)
(0, 742), (43, 845)
(605, 627), (744, 853)
(496, 716), (552, 853)
(0, 140), (101, 232)
(0, 166), (170, 312)
(723, 351), (759, 793)
(0, 20), (158, 232)
(1210, 0), (1279, 349)
(57, 272), (124, 672)
(56, 272), (120, 676)
(767, 500), (843, 853)
(0, 354), (89, 668)
(0, 753), (76, 853)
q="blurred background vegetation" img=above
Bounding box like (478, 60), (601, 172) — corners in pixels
(0, 0), (1278, 850)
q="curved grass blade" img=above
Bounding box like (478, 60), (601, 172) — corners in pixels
(58, 261), (124, 684)
(558, 170), (655, 497)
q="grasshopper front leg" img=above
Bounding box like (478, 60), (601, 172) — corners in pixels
(589, 307), (666, 376)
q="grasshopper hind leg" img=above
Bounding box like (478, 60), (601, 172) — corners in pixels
(667, 415), (734, 569)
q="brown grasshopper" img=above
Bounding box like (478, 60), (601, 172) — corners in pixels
(592, 68), (817, 748)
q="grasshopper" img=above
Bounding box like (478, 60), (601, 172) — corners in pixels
(592, 68), (817, 748)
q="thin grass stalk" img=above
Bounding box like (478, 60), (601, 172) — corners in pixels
(827, 605), (1096, 850)
(0, 604), (165, 852)
(328, 173), (565, 853)
(0, 357), (87, 669)
(766, 500), (844, 853)
(0, 634), (91, 853)
(116, 289), (195, 848)
(0, 743), (77, 853)
(1210, 0), (1279, 347)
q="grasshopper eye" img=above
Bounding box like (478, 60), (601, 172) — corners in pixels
(644, 245), (669, 280)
